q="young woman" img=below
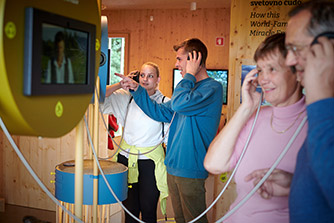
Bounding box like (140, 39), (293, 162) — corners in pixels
(204, 33), (308, 222)
(103, 62), (169, 223)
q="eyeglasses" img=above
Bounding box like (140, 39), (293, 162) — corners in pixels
(285, 44), (309, 56)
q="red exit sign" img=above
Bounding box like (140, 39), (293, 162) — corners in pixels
(216, 37), (224, 46)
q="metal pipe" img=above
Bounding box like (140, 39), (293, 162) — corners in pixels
(93, 76), (100, 223)
(75, 118), (84, 222)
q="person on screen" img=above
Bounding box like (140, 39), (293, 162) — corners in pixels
(204, 33), (307, 223)
(103, 62), (170, 223)
(44, 31), (74, 84)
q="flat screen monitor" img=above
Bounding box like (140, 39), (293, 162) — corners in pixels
(23, 7), (96, 95)
(173, 68), (228, 105)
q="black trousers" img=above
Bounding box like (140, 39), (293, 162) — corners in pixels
(118, 154), (160, 223)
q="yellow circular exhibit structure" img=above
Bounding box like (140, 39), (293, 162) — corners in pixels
(0, 0), (101, 137)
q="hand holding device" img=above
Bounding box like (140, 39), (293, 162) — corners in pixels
(304, 32), (334, 104)
(187, 51), (202, 64)
(311, 32), (334, 45)
(186, 50), (202, 76)
(240, 68), (262, 114)
(115, 73), (139, 91)
(127, 70), (140, 83)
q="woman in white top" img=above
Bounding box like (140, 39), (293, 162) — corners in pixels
(103, 62), (169, 223)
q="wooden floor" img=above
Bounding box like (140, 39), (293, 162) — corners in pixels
(0, 203), (175, 223)
(0, 204), (56, 223)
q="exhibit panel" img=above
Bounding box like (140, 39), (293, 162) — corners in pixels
(0, 0), (101, 137)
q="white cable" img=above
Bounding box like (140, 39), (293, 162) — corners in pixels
(188, 93), (264, 223)
(83, 115), (146, 223)
(0, 117), (83, 223)
(216, 115), (308, 222)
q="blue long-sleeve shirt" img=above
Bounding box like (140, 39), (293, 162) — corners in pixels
(131, 73), (223, 179)
(289, 98), (334, 222)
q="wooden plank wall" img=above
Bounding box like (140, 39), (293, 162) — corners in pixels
(0, 111), (110, 211)
(228, 0), (305, 117)
(103, 8), (231, 100)
(0, 130), (4, 207)
(0, 131), (3, 197)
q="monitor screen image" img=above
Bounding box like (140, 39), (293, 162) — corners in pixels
(41, 23), (89, 85)
(173, 68), (228, 105)
(23, 7), (96, 96)
(172, 69), (183, 90)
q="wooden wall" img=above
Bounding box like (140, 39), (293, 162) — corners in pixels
(228, 0), (305, 117)
(103, 8), (231, 100)
(0, 112), (110, 211)
(0, 132), (3, 199)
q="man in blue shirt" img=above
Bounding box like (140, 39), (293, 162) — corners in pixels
(117, 38), (223, 223)
(284, 1), (334, 222)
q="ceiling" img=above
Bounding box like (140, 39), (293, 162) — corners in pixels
(101, 0), (231, 10)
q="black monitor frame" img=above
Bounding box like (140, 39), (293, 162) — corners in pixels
(23, 7), (96, 96)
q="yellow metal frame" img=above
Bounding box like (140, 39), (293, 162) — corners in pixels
(0, 0), (101, 137)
